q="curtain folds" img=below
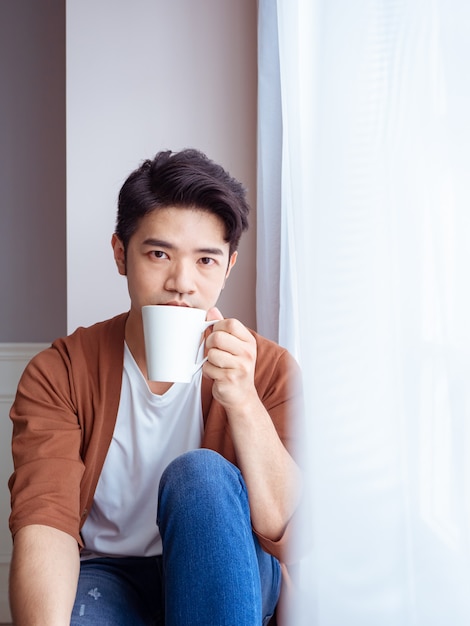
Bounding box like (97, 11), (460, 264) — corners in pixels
(257, 1), (470, 624)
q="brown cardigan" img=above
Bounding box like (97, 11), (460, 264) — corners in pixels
(9, 312), (303, 620)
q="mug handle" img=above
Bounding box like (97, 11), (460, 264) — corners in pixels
(192, 319), (217, 374)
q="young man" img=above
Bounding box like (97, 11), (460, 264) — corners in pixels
(9, 149), (302, 625)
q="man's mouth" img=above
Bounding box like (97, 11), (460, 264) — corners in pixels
(163, 301), (191, 307)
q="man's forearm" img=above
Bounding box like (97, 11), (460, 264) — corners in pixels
(227, 394), (302, 541)
(9, 524), (80, 626)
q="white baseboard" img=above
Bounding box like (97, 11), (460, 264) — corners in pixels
(0, 343), (49, 623)
(0, 563), (10, 623)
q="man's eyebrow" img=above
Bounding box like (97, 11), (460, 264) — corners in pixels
(197, 247), (225, 256)
(142, 238), (174, 249)
(142, 239), (225, 256)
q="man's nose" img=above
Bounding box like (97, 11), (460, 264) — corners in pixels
(165, 261), (195, 294)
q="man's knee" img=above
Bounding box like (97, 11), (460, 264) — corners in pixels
(158, 449), (247, 522)
(160, 449), (235, 492)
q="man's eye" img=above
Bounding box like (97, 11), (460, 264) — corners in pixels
(200, 257), (215, 265)
(151, 251), (168, 259)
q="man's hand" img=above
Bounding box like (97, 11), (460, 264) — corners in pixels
(203, 307), (258, 411)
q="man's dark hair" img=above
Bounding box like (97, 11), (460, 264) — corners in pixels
(116, 149), (250, 255)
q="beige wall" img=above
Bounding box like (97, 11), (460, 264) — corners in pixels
(67, 0), (258, 332)
(0, 0), (66, 343)
(0, 0), (257, 342)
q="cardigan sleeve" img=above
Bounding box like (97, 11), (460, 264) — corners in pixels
(250, 340), (305, 563)
(8, 343), (85, 544)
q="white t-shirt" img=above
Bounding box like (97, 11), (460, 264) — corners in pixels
(80, 342), (203, 559)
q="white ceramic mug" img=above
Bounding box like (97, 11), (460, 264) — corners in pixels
(142, 305), (217, 383)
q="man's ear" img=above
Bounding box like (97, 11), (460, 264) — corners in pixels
(111, 234), (127, 276)
(222, 251), (238, 288)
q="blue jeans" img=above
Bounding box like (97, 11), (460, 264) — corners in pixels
(71, 449), (281, 625)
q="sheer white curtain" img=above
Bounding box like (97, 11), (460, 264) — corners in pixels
(257, 1), (470, 624)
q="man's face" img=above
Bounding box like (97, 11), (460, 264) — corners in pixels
(112, 206), (237, 319)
